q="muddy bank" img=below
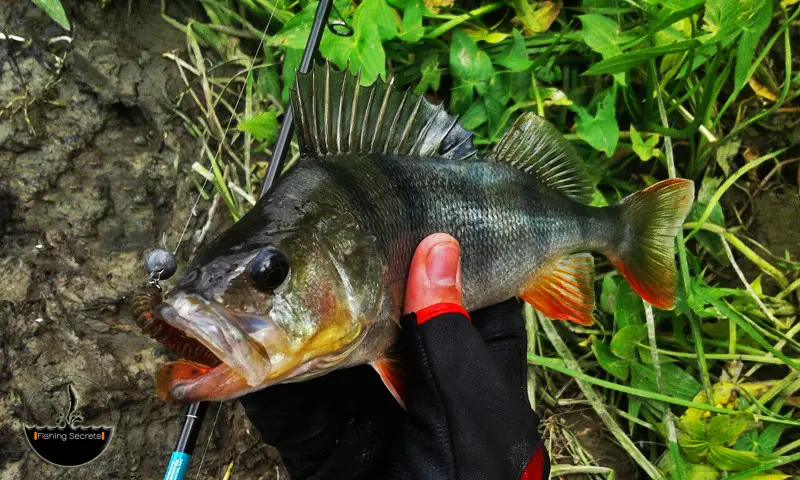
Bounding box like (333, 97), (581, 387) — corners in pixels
(0, 1), (280, 478)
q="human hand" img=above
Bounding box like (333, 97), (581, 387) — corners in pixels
(240, 233), (548, 479)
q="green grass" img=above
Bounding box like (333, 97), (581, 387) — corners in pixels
(153, 0), (800, 477)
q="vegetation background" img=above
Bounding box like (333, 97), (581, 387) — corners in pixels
(7, 0), (800, 478)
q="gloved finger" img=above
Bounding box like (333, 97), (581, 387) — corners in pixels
(469, 298), (531, 409)
(470, 297), (526, 344)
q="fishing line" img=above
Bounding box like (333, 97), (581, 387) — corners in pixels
(172, 1), (280, 258)
(192, 400), (223, 480)
(160, 3), (281, 480)
(156, 0), (346, 476)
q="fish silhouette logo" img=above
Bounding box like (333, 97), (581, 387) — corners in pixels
(23, 375), (116, 467)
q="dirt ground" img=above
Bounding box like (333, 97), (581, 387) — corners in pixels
(0, 1), (280, 478)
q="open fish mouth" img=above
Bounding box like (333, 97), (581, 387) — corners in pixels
(132, 288), (278, 403)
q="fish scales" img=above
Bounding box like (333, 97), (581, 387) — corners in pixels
(296, 154), (616, 312)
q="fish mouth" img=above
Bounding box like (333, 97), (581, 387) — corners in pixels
(145, 294), (283, 403)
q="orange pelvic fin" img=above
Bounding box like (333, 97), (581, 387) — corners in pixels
(372, 354), (406, 409)
(520, 253), (595, 326)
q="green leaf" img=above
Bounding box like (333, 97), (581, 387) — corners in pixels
(321, 21), (386, 82)
(755, 424), (786, 455)
(592, 338), (630, 381)
(190, 23), (227, 57)
(702, 0), (771, 56)
(600, 274), (619, 314)
(610, 324), (647, 361)
(574, 90), (619, 156)
(579, 14), (625, 84)
(461, 102), (488, 130)
(506, 71), (532, 103)
(465, 29), (510, 44)
(414, 53), (442, 95)
(320, 0), (399, 82)
(495, 29), (533, 73)
(399, 0), (424, 43)
(630, 125), (660, 162)
(449, 29), (494, 114)
(707, 444), (762, 471)
(707, 415), (755, 447)
(357, 0), (400, 41)
(583, 40), (700, 76)
(630, 361), (702, 401)
(648, 2), (705, 36)
(735, 429), (759, 453)
(679, 433), (711, 463)
(628, 397), (643, 434)
(579, 13), (621, 57)
(511, 0), (561, 34)
(450, 29), (494, 85)
(484, 95), (507, 137)
(685, 175), (726, 264)
(734, 0), (772, 90)
(614, 281), (644, 328)
(237, 111), (279, 143)
(257, 66), (282, 101)
(715, 139), (741, 176)
(32, 0), (71, 31)
(735, 424), (785, 455)
(268, 2), (316, 49)
(449, 83), (474, 115)
(280, 48), (303, 103)
(686, 462), (720, 480)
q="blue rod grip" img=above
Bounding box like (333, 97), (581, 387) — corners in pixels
(163, 451), (191, 480)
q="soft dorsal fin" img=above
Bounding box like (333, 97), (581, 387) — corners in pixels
(290, 62), (477, 160)
(490, 113), (593, 204)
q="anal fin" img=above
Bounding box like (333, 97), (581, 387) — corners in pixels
(520, 253), (595, 326)
(372, 353), (406, 409)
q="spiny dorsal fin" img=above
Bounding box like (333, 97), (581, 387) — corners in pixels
(290, 62), (477, 160)
(490, 113), (593, 204)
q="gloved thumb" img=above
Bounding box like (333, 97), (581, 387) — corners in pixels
(403, 233), (462, 314)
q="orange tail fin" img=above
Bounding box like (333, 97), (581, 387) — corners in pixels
(610, 178), (695, 310)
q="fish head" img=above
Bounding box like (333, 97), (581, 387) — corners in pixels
(153, 202), (391, 403)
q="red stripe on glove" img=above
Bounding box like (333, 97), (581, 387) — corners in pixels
(415, 303), (471, 325)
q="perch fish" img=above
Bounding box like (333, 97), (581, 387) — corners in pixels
(134, 63), (695, 405)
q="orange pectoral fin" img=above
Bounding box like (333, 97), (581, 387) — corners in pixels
(520, 253), (596, 326)
(372, 355), (406, 409)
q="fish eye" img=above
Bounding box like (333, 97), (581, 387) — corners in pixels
(249, 247), (290, 293)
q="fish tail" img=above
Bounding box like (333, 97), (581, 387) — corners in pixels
(608, 178), (695, 310)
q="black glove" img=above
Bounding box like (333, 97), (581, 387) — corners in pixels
(240, 299), (549, 480)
